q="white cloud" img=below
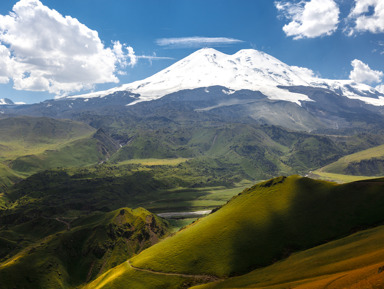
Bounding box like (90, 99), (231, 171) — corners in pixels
(136, 53), (174, 66)
(112, 41), (137, 69)
(156, 37), (244, 48)
(376, 84), (384, 93)
(290, 65), (317, 79)
(0, 44), (12, 83)
(0, 0), (136, 96)
(347, 0), (384, 35)
(349, 59), (383, 84)
(275, 0), (340, 39)
(137, 55), (174, 61)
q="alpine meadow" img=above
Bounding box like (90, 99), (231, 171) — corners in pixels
(1, 0), (384, 288)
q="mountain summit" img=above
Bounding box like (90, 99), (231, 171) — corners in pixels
(0, 98), (14, 105)
(68, 48), (384, 106)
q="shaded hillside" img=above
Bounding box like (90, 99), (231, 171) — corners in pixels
(0, 207), (170, 289)
(193, 224), (384, 289)
(2, 160), (244, 220)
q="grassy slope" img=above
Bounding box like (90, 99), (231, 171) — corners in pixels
(130, 176), (384, 277)
(0, 116), (94, 143)
(116, 158), (190, 166)
(317, 143), (384, 177)
(109, 125), (288, 179)
(0, 207), (170, 289)
(88, 176), (384, 289)
(192, 224), (384, 289)
(85, 264), (187, 289)
(110, 124), (347, 180)
(0, 116), (94, 159)
(0, 116), (99, 187)
(0, 117), (122, 188)
(3, 161), (250, 218)
(309, 171), (378, 183)
(0, 163), (22, 194)
(9, 137), (106, 174)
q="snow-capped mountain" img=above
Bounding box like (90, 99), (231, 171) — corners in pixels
(0, 98), (14, 105)
(67, 48), (384, 106)
(3, 48), (384, 132)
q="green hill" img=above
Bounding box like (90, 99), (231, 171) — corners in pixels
(0, 163), (22, 194)
(0, 116), (94, 144)
(317, 143), (384, 177)
(87, 175), (384, 288)
(0, 207), (170, 289)
(110, 123), (348, 180)
(3, 159), (246, 219)
(8, 128), (120, 174)
(0, 117), (120, 185)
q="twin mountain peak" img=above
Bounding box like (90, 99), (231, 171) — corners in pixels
(68, 48), (384, 107)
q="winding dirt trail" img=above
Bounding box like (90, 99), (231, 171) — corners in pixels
(127, 260), (222, 282)
(55, 217), (71, 230)
(323, 274), (348, 289)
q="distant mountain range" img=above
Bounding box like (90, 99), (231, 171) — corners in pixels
(2, 48), (384, 133)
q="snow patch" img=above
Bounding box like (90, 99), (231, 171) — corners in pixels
(222, 89), (235, 95)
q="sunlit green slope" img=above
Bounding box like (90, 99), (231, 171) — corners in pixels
(0, 116), (94, 145)
(0, 163), (22, 194)
(0, 117), (120, 187)
(317, 143), (384, 177)
(87, 176), (384, 288)
(131, 176), (384, 276)
(9, 129), (119, 174)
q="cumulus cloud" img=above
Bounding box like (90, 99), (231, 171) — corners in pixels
(275, 0), (340, 39)
(290, 65), (317, 79)
(0, 44), (13, 84)
(156, 37), (244, 48)
(349, 59), (383, 84)
(347, 0), (384, 35)
(112, 41), (136, 69)
(0, 0), (136, 95)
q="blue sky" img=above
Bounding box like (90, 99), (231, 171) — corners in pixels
(0, 0), (383, 103)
